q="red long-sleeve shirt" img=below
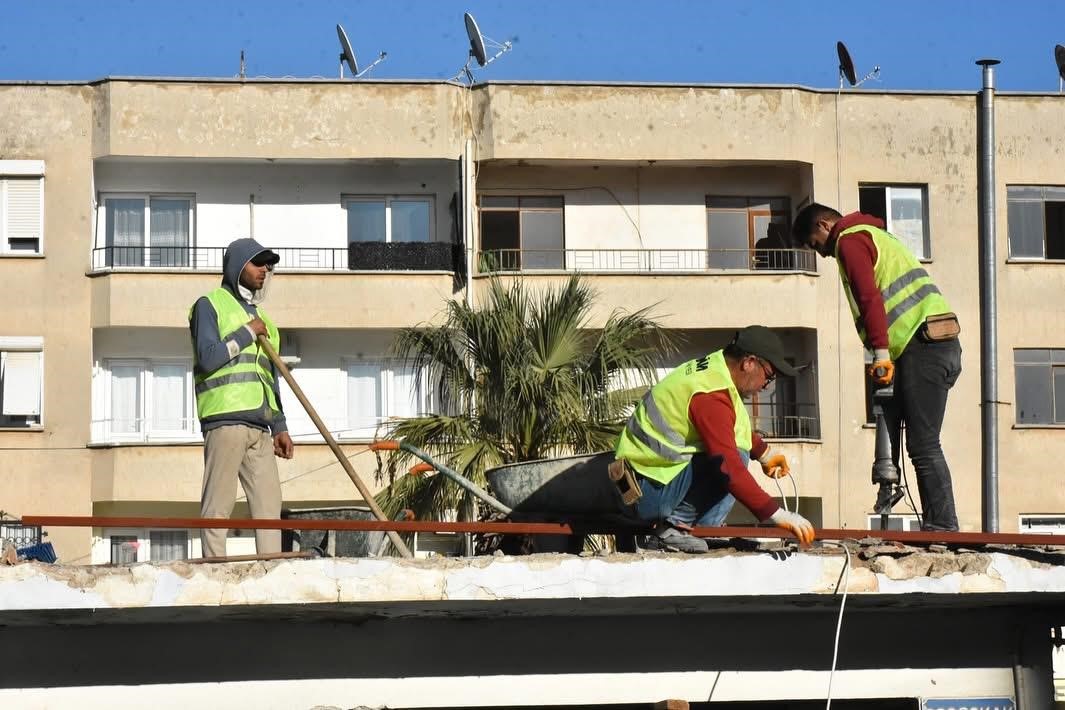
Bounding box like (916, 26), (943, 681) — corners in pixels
(688, 391), (778, 521)
(828, 212), (889, 351)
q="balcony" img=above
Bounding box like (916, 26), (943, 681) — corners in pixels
(477, 248), (816, 274)
(750, 403), (820, 440)
(91, 243), (463, 273)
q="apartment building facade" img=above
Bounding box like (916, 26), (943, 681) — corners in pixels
(2, 77), (1064, 563)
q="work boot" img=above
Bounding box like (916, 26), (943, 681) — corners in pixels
(642, 524), (708, 554)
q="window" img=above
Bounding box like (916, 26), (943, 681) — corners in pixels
(0, 165), (44, 255)
(745, 361), (818, 438)
(1006, 186), (1065, 260)
(345, 360), (430, 439)
(96, 359), (195, 441)
(858, 185), (930, 260)
(706, 197), (789, 270)
(0, 337), (43, 428)
(1018, 515), (1065, 535)
(866, 514), (921, 531)
(99, 194), (194, 267)
(479, 196), (565, 270)
(345, 196), (433, 243)
(1014, 349), (1065, 425)
(105, 530), (190, 564)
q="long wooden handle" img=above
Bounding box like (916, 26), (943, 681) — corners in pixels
(258, 335), (413, 559)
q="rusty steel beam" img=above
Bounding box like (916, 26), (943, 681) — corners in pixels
(21, 515), (1065, 547)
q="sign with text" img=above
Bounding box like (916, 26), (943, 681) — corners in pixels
(923, 699), (1014, 710)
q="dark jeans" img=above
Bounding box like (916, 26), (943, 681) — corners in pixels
(883, 335), (962, 531)
(634, 452), (744, 528)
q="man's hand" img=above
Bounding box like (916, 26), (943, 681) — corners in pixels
(758, 450), (790, 479)
(246, 317), (268, 338)
(866, 348), (894, 386)
(273, 431), (294, 459)
(768, 509), (816, 546)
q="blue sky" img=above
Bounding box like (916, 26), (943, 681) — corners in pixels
(2, 0), (1064, 91)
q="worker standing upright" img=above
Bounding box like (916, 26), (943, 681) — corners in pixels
(189, 237), (294, 557)
(792, 203), (961, 532)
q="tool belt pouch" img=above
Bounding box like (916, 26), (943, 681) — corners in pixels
(608, 459), (643, 507)
(922, 313), (960, 342)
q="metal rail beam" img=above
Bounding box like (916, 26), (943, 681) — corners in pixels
(21, 516), (1065, 547)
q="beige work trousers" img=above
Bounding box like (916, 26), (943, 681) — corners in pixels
(200, 424), (282, 557)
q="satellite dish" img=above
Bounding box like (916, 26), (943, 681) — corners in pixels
(837, 41), (857, 87)
(452, 11), (513, 84)
(465, 13), (488, 67)
(1055, 44), (1065, 92)
(336, 23), (387, 80)
(835, 40), (880, 89)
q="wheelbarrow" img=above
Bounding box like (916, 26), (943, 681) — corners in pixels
(370, 441), (645, 553)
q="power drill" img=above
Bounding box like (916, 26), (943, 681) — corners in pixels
(870, 369), (904, 530)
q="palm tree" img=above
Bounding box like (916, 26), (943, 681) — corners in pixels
(376, 274), (673, 522)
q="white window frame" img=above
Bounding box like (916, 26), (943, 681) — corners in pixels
(96, 192), (196, 267)
(342, 358), (431, 440)
(0, 162), (45, 256)
(0, 336), (44, 429)
(1018, 514), (1065, 535)
(97, 358), (197, 443)
(858, 184), (931, 261)
(342, 195), (435, 243)
(98, 528), (194, 564)
(866, 514), (922, 532)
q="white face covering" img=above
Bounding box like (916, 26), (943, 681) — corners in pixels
(238, 267), (272, 305)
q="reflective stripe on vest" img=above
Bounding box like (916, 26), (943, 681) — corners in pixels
(189, 287), (280, 420)
(835, 224), (952, 360)
(614, 350), (752, 485)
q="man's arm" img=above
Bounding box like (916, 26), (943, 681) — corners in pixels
(689, 392), (779, 521)
(837, 232), (888, 351)
(189, 297), (255, 375)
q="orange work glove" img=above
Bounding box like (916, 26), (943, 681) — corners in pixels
(769, 509), (816, 546)
(758, 450), (790, 479)
(866, 348), (894, 386)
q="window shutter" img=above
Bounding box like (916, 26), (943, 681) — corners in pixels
(5, 178), (43, 244)
(1, 351), (42, 416)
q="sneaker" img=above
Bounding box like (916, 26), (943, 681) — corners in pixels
(643, 525), (709, 554)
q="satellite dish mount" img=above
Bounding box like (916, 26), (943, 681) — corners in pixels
(837, 41), (880, 89)
(336, 24), (387, 80)
(454, 12), (513, 84)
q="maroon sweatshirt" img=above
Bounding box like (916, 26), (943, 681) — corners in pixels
(827, 212), (889, 351)
(688, 391), (778, 521)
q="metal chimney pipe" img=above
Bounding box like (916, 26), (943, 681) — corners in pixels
(976, 59), (1000, 533)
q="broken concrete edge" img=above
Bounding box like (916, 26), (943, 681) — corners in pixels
(1, 548), (1064, 612)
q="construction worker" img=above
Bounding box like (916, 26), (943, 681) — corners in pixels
(189, 237), (294, 557)
(615, 326), (816, 553)
(792, 203), (961, 531)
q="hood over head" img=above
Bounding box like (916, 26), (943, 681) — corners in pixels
(222, 237), (279, 305)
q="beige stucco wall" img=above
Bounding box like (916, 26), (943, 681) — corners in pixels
(3, 79), (1065, 560)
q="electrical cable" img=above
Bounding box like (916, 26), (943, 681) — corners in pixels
(773, 476), (789, 512)
(898, 423), (923, 528)
(821, 539), (853, 709)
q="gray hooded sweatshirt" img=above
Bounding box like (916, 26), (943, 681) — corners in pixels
(189, 238), (287, 436)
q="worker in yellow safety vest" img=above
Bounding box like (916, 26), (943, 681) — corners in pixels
(189, 237), (294, 557)
(793, 203), (961, 531)
(615, 326), (816, 553)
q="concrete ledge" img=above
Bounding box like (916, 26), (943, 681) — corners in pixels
(3, 550), (1064, 618)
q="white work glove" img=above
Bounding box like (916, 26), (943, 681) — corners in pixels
(758, 449), (790, 479)
(768, 509), (816, 546)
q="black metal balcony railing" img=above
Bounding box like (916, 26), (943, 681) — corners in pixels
(1, 519), (43, 549)
(479, 249), (817, 274)
(477, 248), (816, 274)
(750, 403), (821, 439)
(91, 243), (463, 273)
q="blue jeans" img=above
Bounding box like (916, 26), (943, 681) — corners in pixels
(634, 451), (746, 528)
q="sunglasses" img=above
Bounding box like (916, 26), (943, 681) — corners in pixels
(756, 358), (776, 383)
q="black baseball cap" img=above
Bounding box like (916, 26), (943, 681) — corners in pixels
(249, 249), (280, 267)
(732, 325), (798, 377)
